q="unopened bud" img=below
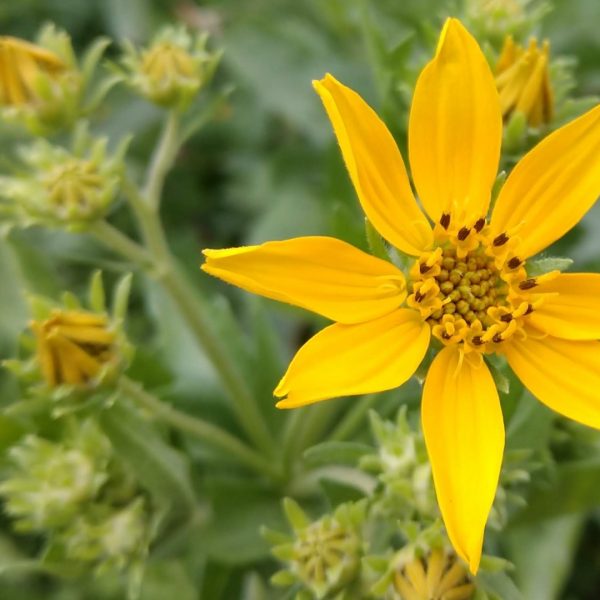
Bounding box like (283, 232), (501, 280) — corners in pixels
(1, 137), (123, 229)
(393, 548), (475, 600)
(30, 309), (119, 387)
(121, 26), (220, 110)
(496, 36), (553, 126)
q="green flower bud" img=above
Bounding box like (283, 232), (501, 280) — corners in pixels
(120, 26), (220, 110)
(269, 499), (365, 599)
(60, 498), (149, 574)
(0, 421), (110, 532)
(360, 410), (436, 520)
(0, 136), (125, 229)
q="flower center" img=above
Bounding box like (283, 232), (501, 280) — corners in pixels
(406, 214), (549, 353)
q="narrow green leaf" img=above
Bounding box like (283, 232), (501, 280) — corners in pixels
(303, 441), (373, 467)
(99, 401), (196, 518)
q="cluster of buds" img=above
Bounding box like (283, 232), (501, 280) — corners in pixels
(0, 420), (151, 576)
(0, 25), (113, 135)
(0, 133), (126, 230)
(360, 410), (436, 520)
(266, 499), (366, 599)
(119, 25), (221, 110)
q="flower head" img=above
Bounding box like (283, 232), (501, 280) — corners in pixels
(201, 18), (600, 573)
(496, 35), (553, 126)
(120, 26), (220, 110)
(268, 499), (365, 599)
(393, 548), (475, 600)
(31, 309), (118, 387)
(0, 422), (110, 532)
(0, 36), (65, 106)
(0, 25), (110, 135)
(0, 136), (123, 229)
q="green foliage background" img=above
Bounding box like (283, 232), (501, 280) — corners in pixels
(0, 0), (599, 599)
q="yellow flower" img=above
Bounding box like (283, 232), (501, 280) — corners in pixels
(201, 19), (600, 573)
(31, 310), (116, 387)
(0, 36), (65, 106)
(496, 35), (553, 126)
(394, 548), (475, 600)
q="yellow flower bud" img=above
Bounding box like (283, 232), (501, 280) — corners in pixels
(496, 36), (553, 126)
(0, 36), (65, 106)
(394, 549), (475, 600)
(31, 309), (117, 387)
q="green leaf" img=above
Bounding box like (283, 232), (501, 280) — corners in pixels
(511, 457), (600, 523)
(0, 414), (26, 452)
(505, 515), (584, 600)
(528, 257), (573, 276)
(99, 401), (196, 518)
(303, 441), (373, 467)
(88, 270), (106, 313)
(476, 571), (523, 600)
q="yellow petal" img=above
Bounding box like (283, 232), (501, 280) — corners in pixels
(275, 309), (429, 408)
(313, 74), (432, 255)
(409, 18), (502, 223)
(202, 236), (406, 324)
(491, 103), (600, 258)
(504, 330), (600, 429)
(422, 347), (504, 574)
(527, 273), (600, 340)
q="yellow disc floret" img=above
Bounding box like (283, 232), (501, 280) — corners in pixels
(408, 213), (554, 353)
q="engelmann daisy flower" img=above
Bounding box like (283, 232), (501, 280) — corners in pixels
(201, 19), (600, 572)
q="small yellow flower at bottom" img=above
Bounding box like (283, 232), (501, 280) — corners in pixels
(495, 35), (553, 126)
(31, 310), (117, 387)
(394, 549), (474, 600)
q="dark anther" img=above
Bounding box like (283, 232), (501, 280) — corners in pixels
(472, 336), (483, 346)
(441, 332), (451, 340)
(492, 333), (503, 344)
(440, 213), (451, 230)
(519, 279), (537, 290)
(507, 256), (522, 269)
(500, 313), (513, 323)
(474, 218), (486, 232)
(457, 227), (471, 241)
(420, 263), (431, 274)
(493, 232), (509, 247)
(414, 291), (424, 302)
(525, 303), (534, 315)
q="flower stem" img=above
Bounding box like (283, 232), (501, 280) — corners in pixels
(89, 220), (152, 267)
(99, 184), (277, 457)
(119, 376), (283, 481)
(144, 110), (180, 211)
